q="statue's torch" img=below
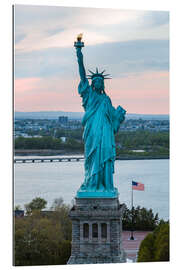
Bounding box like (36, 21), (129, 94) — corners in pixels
(74, 33), (84, 48)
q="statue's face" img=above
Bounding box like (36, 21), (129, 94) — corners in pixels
(92, 77), (104, 93)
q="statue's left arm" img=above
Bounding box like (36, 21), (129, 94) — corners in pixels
(112, 105), (126, 134)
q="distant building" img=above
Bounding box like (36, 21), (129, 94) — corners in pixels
(58, 116), (68, 125)
(14, 210), (24, 218)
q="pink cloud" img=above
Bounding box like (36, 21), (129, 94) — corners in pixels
(105, 71), (169, 114)
(14, 77), (82, 112)
(15, 77), (42, 93)
(15, 71), (169, 114)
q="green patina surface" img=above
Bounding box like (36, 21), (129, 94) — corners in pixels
(75, 41), (126, 198)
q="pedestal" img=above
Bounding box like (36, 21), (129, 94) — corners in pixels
(67, 196), (126, 264)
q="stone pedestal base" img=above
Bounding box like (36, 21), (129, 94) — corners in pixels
(67, 197), (126, 264)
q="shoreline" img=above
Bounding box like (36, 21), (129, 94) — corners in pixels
(14, 149), (169, 160)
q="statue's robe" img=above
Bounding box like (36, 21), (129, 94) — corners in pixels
(78, 79), (126, 192)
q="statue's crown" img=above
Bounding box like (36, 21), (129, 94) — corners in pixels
(87, 68), (111, 80)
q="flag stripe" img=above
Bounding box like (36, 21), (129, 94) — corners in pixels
(132, 181), (144, 191)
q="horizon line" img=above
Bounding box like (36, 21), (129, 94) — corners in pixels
(15, 110), (169, 116)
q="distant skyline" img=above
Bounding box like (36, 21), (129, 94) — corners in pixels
(14, 5), (169, 114)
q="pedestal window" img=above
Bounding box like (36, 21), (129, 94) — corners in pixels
(101, 223), (107, 239)
(92, 223), (98, 238)
(83, 223), (89, 239)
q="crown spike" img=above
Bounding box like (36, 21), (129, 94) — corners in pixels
(86, 68), (112, 80)
(88, 69), (95, 75)
(103, 74), (111, 77)
(101, 70), (106, 74)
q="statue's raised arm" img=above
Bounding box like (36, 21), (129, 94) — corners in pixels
(74, 34), (86, 83)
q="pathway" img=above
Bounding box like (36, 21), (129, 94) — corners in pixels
(122, 231), (152, 262)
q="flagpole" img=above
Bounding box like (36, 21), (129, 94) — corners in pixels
(130, 181), (134, 240)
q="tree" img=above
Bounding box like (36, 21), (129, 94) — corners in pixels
(50, 197), (64, 210)
(137, 222), (169, 262)
(14, 212), (71, 266)
(122, 205), (159, 231)
(25, 197), (47, 215)
(50, 197), (72, 241)
(154, 222), (169, 261)
(14, 197), (72, 266)
(137, 233), (155, 262)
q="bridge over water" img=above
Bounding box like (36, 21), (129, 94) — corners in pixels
(14, 156), (166, 163)
(14, 157), (85, 163)
(14, 156), (127, 163)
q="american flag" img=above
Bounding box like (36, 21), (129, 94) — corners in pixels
(132, 181), (144, 191)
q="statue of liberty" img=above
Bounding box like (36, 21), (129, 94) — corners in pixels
(74, 34), (126, 198)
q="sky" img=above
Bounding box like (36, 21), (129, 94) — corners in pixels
(14, 5), (169, 114)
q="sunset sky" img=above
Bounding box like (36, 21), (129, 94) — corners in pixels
(14, 5), (169, 114)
